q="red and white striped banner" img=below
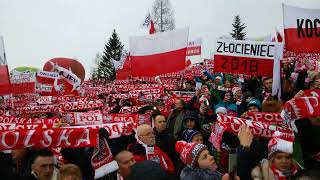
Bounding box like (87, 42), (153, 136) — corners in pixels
(0, 127), (99, 151)
(104, 113), (151, 126)
(129, 88), (163, 95)
(59, 100), (104, 112)
(3, 94), (38, 103)
(82, 87), (112, 96)
(110, 93), (161, 101)
(36, 96), (54, 105)
(56, 95), (89, 103)
(282, 96), (320, 122)
(62, 112), (150, 127)
(0, 123), (55, 130)
(246, 112), (283, 126)
(119, 106), (144, 114)
(64, 122), (134, 139)
(13, 104), (58, 114)
(62, 112), (104, 125)
(171, 91), (195, 96)
(0, 115), (60, 124)
(210, 115), (293, 151)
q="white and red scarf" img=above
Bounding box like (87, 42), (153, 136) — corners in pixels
(0, 127), (99, 151)
(62, 111), (147, 129)
(0, 115), (60, 124)
(247, 112), (283, 126)
(59, 100), (104, 112)
(12, 104), (58, 114)
(281, 96), (320, 128)
(119, 106), (144, 114)
(135, 138), (169, 171)
(0, 121), (134, 150)
(270, 164), (298, 180)
(91, 135), (118, 179)
(210, 115), (294, 151)
(64, 122), (134, 139)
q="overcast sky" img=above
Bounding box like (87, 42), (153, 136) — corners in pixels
(0, 0), (319, 79)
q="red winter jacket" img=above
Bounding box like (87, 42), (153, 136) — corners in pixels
(127, 141), (175, 174)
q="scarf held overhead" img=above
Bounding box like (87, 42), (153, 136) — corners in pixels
(210, 115), (294, 151)
(0, 127), (98, 151)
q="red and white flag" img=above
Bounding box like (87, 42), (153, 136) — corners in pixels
(283, 4), (320, 53)
(214, 39), (283, 77)
(141, 13), (156, 34)
(186, 38), (202, 56)
(0, 36), (11, 95)
(129, 28), (189, 77)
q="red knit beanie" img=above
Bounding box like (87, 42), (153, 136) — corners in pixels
(175, 141), (207, 167)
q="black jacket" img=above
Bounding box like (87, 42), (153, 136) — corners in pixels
(154, 128), (177, 163)
(0, 152), (36, 180)
(295, 118), (320, 169)
(236, 140), (268, 180)
(61, 147), (95, 179)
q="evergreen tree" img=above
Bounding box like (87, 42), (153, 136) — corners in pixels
(152, 0), (175, 32)
(230, 15), (247, 40)
(95, 29), (124, 80)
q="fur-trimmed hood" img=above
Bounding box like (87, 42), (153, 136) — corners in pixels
(251, 159), (276, 180)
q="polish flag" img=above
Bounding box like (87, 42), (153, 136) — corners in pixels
(141, 13), (156, 34)
(129, 28), (189, 77)
(149, 20), (155, 34)
(283, 4), (320, 53)
(0, 36), (11, 95)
